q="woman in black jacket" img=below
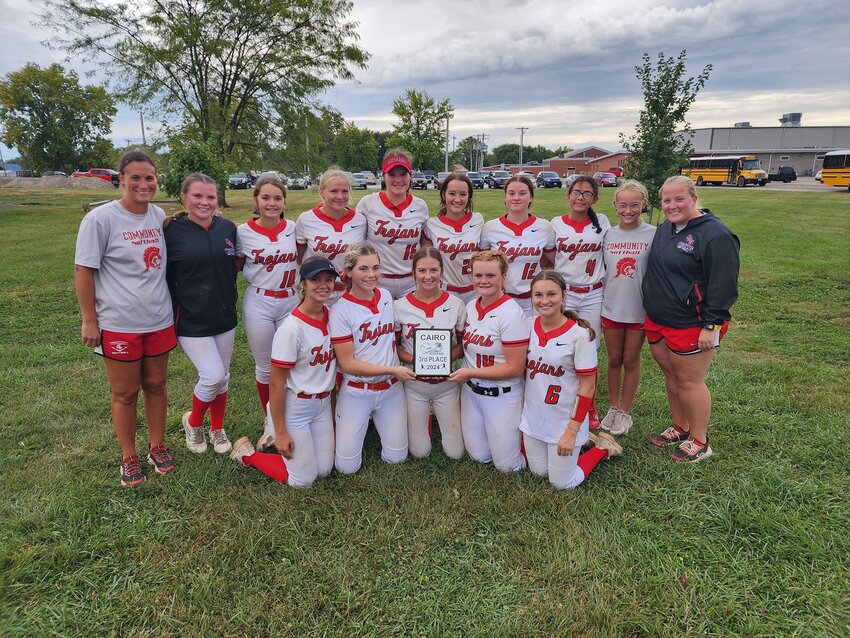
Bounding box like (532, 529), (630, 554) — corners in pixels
(165, 173), (239, 455)
(642, 176), (740, 463)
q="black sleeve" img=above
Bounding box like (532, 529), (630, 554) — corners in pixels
(701, 231), (740, 324)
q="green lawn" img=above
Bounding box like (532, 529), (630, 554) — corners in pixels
(0, 185), (848, 637)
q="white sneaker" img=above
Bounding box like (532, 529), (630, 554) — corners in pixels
(600, 407), (620, 431)
(594, 431), (623, 458)
(229, 436), (256, 465)
(610, 411), (633, 435)
(182, 411), (207, 454)
(209, 428), (232, 454)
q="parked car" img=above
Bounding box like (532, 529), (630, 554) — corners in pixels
(346, 172), (368, 189)
(421, 170), (435, 184)
(535, 171), (562, 188)
(564, 174), (584, 188)
(815, 169), (823, 182)
(768, 165), (797, 183)
(359, 170), (377, 185)
(487, 170), (512, 189)
(608, 166), (625, 177)
(288, 174), (309, 190)
(411, 172), (429, 189)
(466, 171), (485, 189)
(593, 171), (618, 187)
(433, 171), (452, 189)
(72, 168), (120, 187)
(515, 171), (536, 183)
(42, 170), (68, 178)
(258, 170), (284, 182)
(228, 172), (252, 189)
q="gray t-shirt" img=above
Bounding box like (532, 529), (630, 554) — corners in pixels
(75, 200), (173, 332)
(601, 222), (657, 323)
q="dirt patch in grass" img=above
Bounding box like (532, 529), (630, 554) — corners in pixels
(0, 177), (115, 189)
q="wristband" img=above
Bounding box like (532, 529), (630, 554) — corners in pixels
(571, 395), (593, 424)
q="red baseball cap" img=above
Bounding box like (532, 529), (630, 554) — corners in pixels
(382, 154), (412, 174)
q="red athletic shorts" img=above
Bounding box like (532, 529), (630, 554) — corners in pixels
(644, 317), (728, 355)
(601, 316), (645, 331)
(97, 326), (177, 361)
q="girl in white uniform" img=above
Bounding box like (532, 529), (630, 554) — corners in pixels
(520, 270), (622, 489)
(355, 149), (429, 299)
(229, 258), (339, 488)
(449, 250), (529, 472)
(329, 242), (416, 474)
(480, 176), (555, 316)
(394, 247), (467, 459)
(600, 180), (656, 435)
(421, 173), (483, 304)
(236, 177), (299, 441)
(296, 169), (368, 306)
(551, 175), (611, 428)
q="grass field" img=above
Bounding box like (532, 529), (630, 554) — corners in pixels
(1, 184), (848, 637)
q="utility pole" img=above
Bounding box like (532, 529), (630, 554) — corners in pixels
(516, 126), (528, 167)
(444, 115), (451, 172)
(139, 112), (147, 146)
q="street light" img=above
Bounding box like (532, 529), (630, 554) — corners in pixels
(516, 126), (528, 167)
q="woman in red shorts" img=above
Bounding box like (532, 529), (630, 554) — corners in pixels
(642, 176), (740, 462)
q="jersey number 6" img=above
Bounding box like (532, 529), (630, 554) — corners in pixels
(544, 384), (561, 405)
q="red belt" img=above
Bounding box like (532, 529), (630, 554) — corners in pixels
(382, 273), (412, 279)
(509, 290), (532, 299)
(346, 378), (398, 391)
(257, 287), (296, 298)
(296, 390), (331, 400)
(446, 284), (474, 293)
(568, 282), (603, 294)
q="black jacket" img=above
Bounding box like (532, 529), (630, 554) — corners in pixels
(165, 214), (239, 337)
(642, 210), (740, 328)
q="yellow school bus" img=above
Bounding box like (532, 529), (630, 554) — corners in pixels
(681, 155), (769, 187)
(821, 150), (850, 191)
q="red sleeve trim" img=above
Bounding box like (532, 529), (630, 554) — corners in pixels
(575, 366), (598, 376)
(271, 358), (296, 369)
(331, 335), (353, 344)
(502, 338), (530, 347)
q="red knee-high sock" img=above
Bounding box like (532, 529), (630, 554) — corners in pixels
(242, 451), (289, 484)
(189, 394), (211, 428)
(256, 382), (270, 415)
(209, 391), (227, 431)
(577, 446), (608, 478)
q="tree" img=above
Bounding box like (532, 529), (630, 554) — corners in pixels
(485, 143), (554, 167)
(335, 123), (379, 172)
(161, 138), (229, 200)
(619, 50), (712, 213)
(0, 63), (116, 173)
(39, 0), (369, 174)
(387, 89), (453, 171)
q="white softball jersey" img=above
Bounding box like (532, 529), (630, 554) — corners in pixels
(601, 223), (657, 323)
(270, 307), (337, 396)
(236, 218), (299, 291)
(295, 207), (367, 272)
(393, 291), (467, 366)
(461, 294), (530, 386)
(520, 317), (598, 445)
(74, 200), (173, 332)
(551, 214), (611, 287)
(355, 192), (429, 276)
(422, 212), (484, 291)
(329, 288), (399, 385)
(480, 215), (555, 297)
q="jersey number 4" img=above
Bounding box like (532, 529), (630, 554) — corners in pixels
(585, 259), (597, 277)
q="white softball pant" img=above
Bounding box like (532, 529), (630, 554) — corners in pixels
(178, 329), (236, 402)
(334, 381), (408, 474)
(380, 275), (416, 300)
(243, 285), (299, 384)
(404, 379), (463, 460)
(522, 432), (587, 490)
(460, 383), (526, 472)
(565, 286), (603, 348)
(266, 390), (334, 488)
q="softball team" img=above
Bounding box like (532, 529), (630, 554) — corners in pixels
(480, 176), (555, 316)
(236, 177), (300, 446)
(394, 247), (467, 459)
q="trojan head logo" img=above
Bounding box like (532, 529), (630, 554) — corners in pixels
(143, 246), (163, 271)
(616, 256), (637, 279)
(110, 340), (130, 355)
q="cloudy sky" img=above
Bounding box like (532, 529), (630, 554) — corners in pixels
(1, 0), (849, 162)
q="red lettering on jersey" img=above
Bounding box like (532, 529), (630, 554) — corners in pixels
(313, 236), (349, 262)
(462, 329), (494, 349)
(309, 345), (336, 372)
(359, 320), (395, 345)
(250, 248), (297, 272)
(374, 219), (420, 245)
(404, 323), (420, 339)
(436, 237), (480, 261)
(556, 237), (603, 261)
(527, 356), (565, 380)
(494, 241), (541, 261)
(123, 228), (162, 241)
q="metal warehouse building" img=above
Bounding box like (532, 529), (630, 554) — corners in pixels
(690, 126), (850, 176)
